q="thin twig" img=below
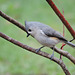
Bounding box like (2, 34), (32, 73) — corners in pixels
(60, 8), (65, 59)
(0, 32), (71, 75)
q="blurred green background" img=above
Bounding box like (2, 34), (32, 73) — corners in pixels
(0, 0), (75, 75)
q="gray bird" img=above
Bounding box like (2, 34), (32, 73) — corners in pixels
(25, 21), (75, 59)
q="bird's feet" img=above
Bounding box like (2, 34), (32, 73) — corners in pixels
(50, 53), (54, 60)
(35, 46), (45, 53)
(50, 46), (54, 60)
(35, 48), (40, 53)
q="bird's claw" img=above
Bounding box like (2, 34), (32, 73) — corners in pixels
(35, 49), (40, 53)
(50, 53), (54, 60)
(35, 46), (45, 53)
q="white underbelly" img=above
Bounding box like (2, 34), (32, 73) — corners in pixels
(35, 36), (60, 47)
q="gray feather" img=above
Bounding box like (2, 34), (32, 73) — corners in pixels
(42, 28), (67, 42)
(31, 22), (68, 42)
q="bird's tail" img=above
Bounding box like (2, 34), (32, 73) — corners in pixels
(66, 41), (75, 48)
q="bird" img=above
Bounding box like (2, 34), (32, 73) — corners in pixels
(25, 21), (75, 59)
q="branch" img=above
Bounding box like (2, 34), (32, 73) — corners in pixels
(0, 11), (75, 64)
(0, 32), (71, 75)
(0, 11), (26, 32)
(46, 0), (75, 39)
(53, 47), (75, 64)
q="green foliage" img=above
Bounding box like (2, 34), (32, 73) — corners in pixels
(0, 0), (75, 75)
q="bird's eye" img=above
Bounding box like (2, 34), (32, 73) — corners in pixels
(28, 29), (31, 32)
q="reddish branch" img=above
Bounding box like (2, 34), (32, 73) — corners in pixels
(0, 32), (71, 75)
(46, 0), (75, 39)
(60, 9), (65, 59)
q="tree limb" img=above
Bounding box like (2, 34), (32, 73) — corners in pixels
(0, 11), (26, 32)
(54, 47), (75, 64)
(46, 0), (75, 39)
(0, 32), (71, 75)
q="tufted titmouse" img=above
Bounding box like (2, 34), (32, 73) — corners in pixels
(25, 21), (75, 59)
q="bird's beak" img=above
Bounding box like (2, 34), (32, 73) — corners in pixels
(27, 33), (30, 37)
(25, 21), (30, 37)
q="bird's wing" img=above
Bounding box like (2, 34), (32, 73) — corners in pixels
(41, 26), (67, 42)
